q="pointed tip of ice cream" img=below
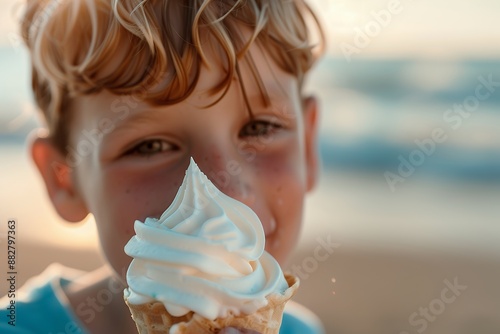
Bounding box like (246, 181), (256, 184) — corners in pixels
(187, 157), (208, 182)
(188, 156), (196, 169)
(188, 157), (203, 175)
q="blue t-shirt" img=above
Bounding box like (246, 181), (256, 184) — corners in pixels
(0, 264), (324, 334)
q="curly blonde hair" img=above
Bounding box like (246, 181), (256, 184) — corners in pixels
(21, 0), (324, 151)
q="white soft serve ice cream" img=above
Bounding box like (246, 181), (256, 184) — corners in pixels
(124, 158), (288, 320)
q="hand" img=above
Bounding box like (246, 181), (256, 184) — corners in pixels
(220, 327), (261, 334)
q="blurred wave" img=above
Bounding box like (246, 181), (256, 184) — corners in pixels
(310, 57), (500, 182)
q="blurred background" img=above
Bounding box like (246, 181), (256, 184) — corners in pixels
(1, 0), (499, 333)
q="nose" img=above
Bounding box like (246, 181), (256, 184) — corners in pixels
(190, 143), (276, 239)
(191, 145), (256, 208)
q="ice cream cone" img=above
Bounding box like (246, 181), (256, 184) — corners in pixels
(125, 300), (192, 334)
(125, 274), (299, 334)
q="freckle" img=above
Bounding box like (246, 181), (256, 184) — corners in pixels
(276, 186), (282, 192)
(125, 188), (130, 194)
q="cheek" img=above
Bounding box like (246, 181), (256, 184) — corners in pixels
(257, 135), (307, 199)
(82, 164), (186, 280)
(263, 127), (306, 174)
(254, 138), (307, 263)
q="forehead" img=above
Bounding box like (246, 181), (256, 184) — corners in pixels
(71, 40), (300, 129)
(198, 41), (299, 106)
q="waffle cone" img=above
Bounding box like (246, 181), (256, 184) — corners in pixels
(125, 274), (299, 334)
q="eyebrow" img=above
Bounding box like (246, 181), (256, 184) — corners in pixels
(103, 109), (167, 139)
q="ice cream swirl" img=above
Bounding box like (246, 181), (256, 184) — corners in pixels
(124, 158), (288, 320)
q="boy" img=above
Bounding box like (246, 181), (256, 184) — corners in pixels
(1, 0), (325, 332)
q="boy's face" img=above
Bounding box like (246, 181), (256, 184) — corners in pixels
(34, 42), (319, 282)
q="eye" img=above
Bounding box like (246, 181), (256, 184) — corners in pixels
(126, 139), (175, 156)
(239, 120), (282, 138)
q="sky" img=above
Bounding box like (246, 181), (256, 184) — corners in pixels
(1, 0), (500, 58)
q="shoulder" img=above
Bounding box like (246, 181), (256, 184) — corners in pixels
(0, 264), (89, 334)
(281, 300), (325, 334)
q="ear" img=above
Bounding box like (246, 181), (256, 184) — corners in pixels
(303, 96), (320, 192)
(30, 135), (89, 222)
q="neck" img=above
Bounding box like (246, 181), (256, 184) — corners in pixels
(63, 266), (137, 334)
